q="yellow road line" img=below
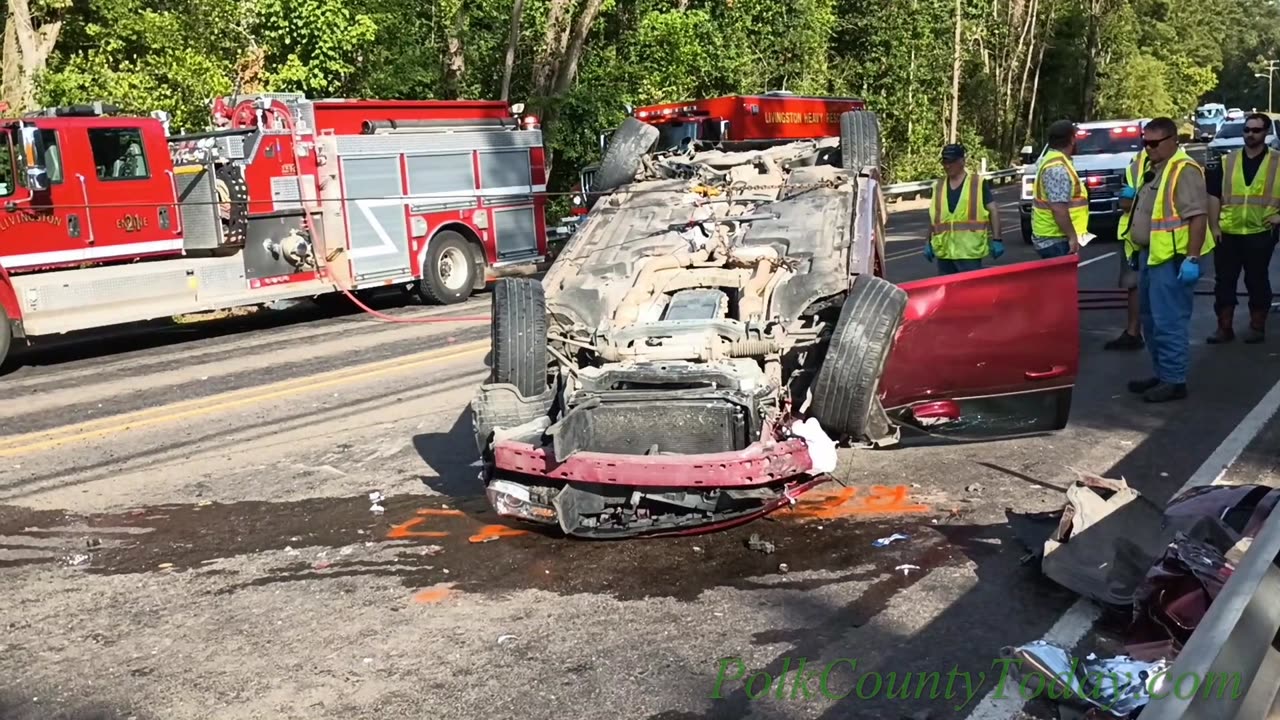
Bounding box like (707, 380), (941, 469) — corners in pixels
(0, 340), (489, 457)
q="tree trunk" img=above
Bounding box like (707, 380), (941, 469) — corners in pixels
(947, 0), (963, 143)
(499, 0), (524, 101)
(1080, 0), (1102, 121)
(549, 0), (606, 98)
(442, 0), (467, 99)
(1025, 39), (1048, 145)
(533, 0), (573, 99)
(1, 0), (63, 114)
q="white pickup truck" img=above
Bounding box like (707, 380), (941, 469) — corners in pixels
(1017, 118), (1147, 243)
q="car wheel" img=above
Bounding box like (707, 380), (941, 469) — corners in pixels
(417, 231), (477, 305)
(215, 163), (249, 246)
(1020, 215), (1033, 245)
(491, 277), (549, 397)
(591, 118), (660, 193)
(809, 275), (908, 441)
(840, 111), (882, 172)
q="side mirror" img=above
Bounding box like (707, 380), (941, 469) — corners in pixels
(26, 167), (49, 192)
(510, 102), (525, 115)
(1019, 145), (1035, 165)
(719, 120), (730, 140)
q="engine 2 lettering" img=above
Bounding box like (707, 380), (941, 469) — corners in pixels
(116, 214), (149, 233)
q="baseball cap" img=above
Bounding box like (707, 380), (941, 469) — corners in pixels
(941, 144), (966, 163)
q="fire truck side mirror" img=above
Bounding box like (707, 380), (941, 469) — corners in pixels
(1019, 145), (1035, 165)
(510, 103), (525, 115)
(18, 125), (48, 190)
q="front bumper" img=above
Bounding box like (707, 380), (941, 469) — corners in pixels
(492, 437), (813, 486)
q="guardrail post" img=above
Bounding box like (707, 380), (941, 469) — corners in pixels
(980, 158), (988, 174)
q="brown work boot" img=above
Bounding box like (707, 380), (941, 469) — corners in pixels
(1206, 307), (1236, 344)
(1243, 308), (1268, 344)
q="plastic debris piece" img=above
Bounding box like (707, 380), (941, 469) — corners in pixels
(1004, 640), (1169, 716)
(895, 564), (921, 575)
(872, 533), (909, 548)
(746, 533), (776, 554)
(790, 417), (838, 473)
(419, 545), (445, 557)
(966, 483), (984, 493)
(370, 503), (386, 515)
(65, 554), (90, 567)
(778, 563), (790, 573)
(497, 634), (518, 645)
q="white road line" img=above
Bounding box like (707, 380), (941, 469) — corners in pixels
(963, 371), (1280, 720)
(1077, 251), (1117, 268)
(998, 201), (1021, 209)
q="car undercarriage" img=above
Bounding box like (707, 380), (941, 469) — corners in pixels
(469, 111), (1081, 538)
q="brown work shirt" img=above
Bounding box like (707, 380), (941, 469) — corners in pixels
(1129, 157), (1209, 247)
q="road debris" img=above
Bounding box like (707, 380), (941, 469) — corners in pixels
(790, 417), (837, 473)
(419, 545), (445, 557)
(1001, 640), (1169, 717)
(778, 563), (790, 573)
(63, 553), (90, 567)
(872, 533), (909, 548)
(895, 564), (921, 576)
(497, 634), (518, 645)
(966, 483), (983, 493)
(369, 491), (386, 516)
(746, 533), (776, 554)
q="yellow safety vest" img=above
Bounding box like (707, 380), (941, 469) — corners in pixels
(1219, 148), (1280, 235)
(1031, 149), (1089, 240)
(1148, 147), (1216, 267)
(929, 173), (991, 260)
(1118, 150), (1147, 258)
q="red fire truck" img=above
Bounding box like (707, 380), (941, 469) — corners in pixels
(568, 92), (866, 216)
(0, 93), (549, 366)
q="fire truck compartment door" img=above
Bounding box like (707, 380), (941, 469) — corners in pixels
(479, 150), (540, 262)
(340, 155), (411, 283)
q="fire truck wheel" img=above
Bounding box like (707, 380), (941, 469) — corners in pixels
(592, 118), (660, 193)
(490, 277), (548, 397)
(418, 231), (477, 305)
(840, 111), (882, 172)
(808, 274), (908, 442)
(0, 306), (10, 370)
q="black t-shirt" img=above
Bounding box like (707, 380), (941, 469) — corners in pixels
(943, 176), (993, 213)
(1206, 149), (1267, 199)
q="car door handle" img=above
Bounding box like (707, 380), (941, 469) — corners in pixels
(1025, 365), (1069, 380)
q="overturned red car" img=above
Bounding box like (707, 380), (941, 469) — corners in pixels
(469, 110), (1079, 538)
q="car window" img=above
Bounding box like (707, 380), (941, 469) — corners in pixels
(1217, 123), (1244, 139)
(88, 127), (149, 181)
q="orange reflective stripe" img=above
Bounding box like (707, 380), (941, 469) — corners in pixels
(967, 174), (981, 221)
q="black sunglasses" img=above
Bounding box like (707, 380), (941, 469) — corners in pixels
(1143, 135), (1173, 148)
(1244, 126), (1269, 134)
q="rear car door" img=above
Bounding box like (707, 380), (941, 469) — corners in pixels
(877, 255), (1079, 440)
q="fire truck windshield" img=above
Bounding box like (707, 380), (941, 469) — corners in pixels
(0, 135), (13, 197)
(653, 120), (701, 151)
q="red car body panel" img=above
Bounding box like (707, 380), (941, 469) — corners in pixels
(880, 255), (1080, 410)
(493, 438), (814, 487)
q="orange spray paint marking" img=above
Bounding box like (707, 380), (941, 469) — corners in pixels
(386, 516), (451, 540)
(414, 508), (466, 517)
(412, 586), (454, 604)
(781, 485), (930, 521)
(468, 525), (530, 543)
(847, 485), (930, 515)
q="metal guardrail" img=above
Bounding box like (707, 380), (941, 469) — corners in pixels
(1140, 502), (1280, 720)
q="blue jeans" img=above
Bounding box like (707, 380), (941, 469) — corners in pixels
(1036, 240), (1073, 259)
(1138, 249), (1194, 384)
(938, 258), (984, 275)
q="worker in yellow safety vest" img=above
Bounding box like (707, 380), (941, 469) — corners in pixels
(1030, 119), (1089, 258)
(1204, 112), (1280, 345)
(1126, 117), (1213, 404)
(923, 144), (1003, 275)
(1104, 147), (1149, 352)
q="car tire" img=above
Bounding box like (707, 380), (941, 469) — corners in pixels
(417, 230), (477, 305)
(840, 111), (882, 171)
(809, 275), (908, 441)
(215, 163), (249, 247)
(1020, 215), (1033, 245)
(491, 277), (549, 397)
(591, 118), (659, 193)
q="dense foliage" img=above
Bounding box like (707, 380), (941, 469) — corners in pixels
(5, 0), (1280, 192)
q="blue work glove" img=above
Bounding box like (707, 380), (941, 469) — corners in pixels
(923, 243), (935, 262)
(1120, 185), (1137, 201)
(1178, 258), (1201, 285)
(989, 239), (1005, 259)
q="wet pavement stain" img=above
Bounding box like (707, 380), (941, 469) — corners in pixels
(0, 485), (962, 603)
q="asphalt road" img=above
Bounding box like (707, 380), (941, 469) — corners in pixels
(2, 182), (1278, 720)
